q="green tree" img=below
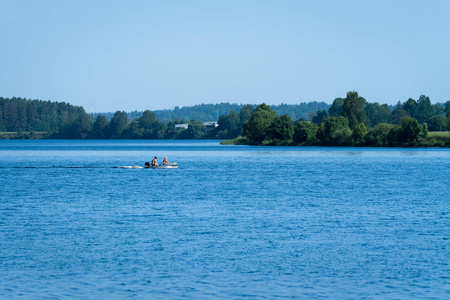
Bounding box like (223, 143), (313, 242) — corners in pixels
(352, 122), (367, 144)
(91, 115), (109, 138)
(432, 104), (444, 116)
(420, 123), (428, 139)
(365, 102), (391, 128)
(316, 116), (352, 145)
(136, 110), (167, 139)
(400, 116), (421, 143)
(387, 125), (402, 145)
(266, 114), (294, 142)
(215, 110), (241, 138)
(342, 91), (367, 129)
(69, 112), (91, 138)
(109, 111), (129, 138)
(402, 98), (417, 118)
(427, 116), (447, 131)
(243, 103), (278, 143)
(416, 95), (434, 123)
(366, 123), (396, 146)
(328, 98), (344, 117)
(391, 101), (409, 125)
(312, 110), (327, 125)
(126, 120), (143, 139)
(293, 121), (315, 144)
(139, 110), (157, 128)
(239, 104), (254, 126)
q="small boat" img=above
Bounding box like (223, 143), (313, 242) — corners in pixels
(144, 162), (178, 169)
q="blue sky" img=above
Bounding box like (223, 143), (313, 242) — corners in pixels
(1, 0), (449, 112)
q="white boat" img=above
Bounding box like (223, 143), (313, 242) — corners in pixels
(144, 162), (178, 169)
(118, 163), (177, 169)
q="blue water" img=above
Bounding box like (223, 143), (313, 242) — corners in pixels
(1, 140), (449, 299)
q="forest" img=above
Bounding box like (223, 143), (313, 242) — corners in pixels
(91, 101), (330, 123)
(230, 92), (449, 147)
(0, 94), (449, 146)
(0, 97), (328, 139)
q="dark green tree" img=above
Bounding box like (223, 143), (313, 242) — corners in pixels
(328, 98), (344, 117)
(68, 112), (91, 138)
(387, 125), (402, 145)
(91, 115), (109, 139)
(266, 114), (294, 142)
(127, 120), (143, 139)
(239, 104), (254, 126)
(243, 103), (278, 143)
(366, 123), (396, 146)
(390, 101), (409, 125)
(432, 104), (444, 116)
(312, 110), (327, 125)
(399, 116), (421, 143)
(365, 102), (391, 128)
(109, 111), (129, 138)
(402, 98), (417, 118)
(136, 110), (167, 139)
(216, 110), (241, 138)
(416, 95), (434, 123)
(293, 121), (315, 144)
(139, 110), (157, 128)
(342, 91), (367, 129)
(316, 116), (352, 145)
(427, 116), (447, 131)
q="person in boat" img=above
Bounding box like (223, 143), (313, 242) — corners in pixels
(163, 157), (170, 165)
(151, 156), (158, 166)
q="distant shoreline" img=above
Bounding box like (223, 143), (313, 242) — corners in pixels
(2, 131), (449, 148)
(220, 135), (450, 148)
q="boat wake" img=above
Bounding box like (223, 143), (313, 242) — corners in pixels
(0, 164), (178, 169)
(117, 166), (144, 169)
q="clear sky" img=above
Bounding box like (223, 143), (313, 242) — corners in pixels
(1, 0), (449, 112)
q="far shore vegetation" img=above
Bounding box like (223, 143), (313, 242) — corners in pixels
(1, 93), (449, 147)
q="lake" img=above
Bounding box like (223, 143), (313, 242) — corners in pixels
(0, 140), (449, 299)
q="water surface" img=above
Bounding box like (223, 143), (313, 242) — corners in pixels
(1, 140), (449, 299)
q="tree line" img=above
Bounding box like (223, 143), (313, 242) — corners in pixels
(0, 97), (88, 134)
(235, 92), (449, 147)
(92, 102), (331, 123)
(1, 94), (449, 146)
(0, 97), (328, 139)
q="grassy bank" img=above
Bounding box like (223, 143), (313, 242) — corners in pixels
(220, 137), (253, 145)
(0, 131), (49, 139)
(428, 131), (449, 138)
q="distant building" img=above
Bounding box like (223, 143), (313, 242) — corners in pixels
(175, 124), (189, 130)
(175, 122), (218, 130)
(203, 121), (218, 128)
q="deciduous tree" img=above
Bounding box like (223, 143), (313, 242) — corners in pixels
(293, 121), (315, 144)
(352, 122), (367, 143)
(243, 103), (278, 143)
(328, 98), (344, 117)
(343, 91), (367, 129)
(109, 111), (129, 138)
(317, 116), (352, 145)
(267, 114), (294, 142)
